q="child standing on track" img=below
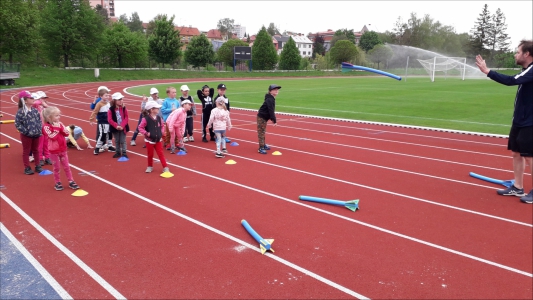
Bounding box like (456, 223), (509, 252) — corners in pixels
(89, 88), (115, 155)
(207, 97), (232, 158)
(15, 91), (43, 175)
(215, 83), (231, 143)
(42, 106), (80, 191)
(166, 100), (193, 154)
(32, 91), (52, 166)
(66, 124), (93, 150)
(179, 85), (197, 142)
(161, 87), (181, 150)
(257, 84), (281, 154)
(137, 101), (170, 173)
(197, 85), (215, 142)
(107, 92), (130, 158)
(131, 87), (159, 146)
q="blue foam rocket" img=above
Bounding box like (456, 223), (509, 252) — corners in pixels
(299, 195), (359, 212)
(469, 172), (514, 187)
(241, 220), (274, 255)
(341, 62), (402, 81)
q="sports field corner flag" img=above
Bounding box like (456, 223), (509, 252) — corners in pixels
(72, 190), (88, 197)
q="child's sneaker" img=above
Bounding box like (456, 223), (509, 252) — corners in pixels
(178, 147), (187, 153)
(39, 159), (45, 166)
(263, 144), (271, 150)
(202, 137), (208, 143)
(108, 146), (116, 152)
(258, 148), (267, 154)
(130, 140), (136, 146)
(170, 147), (175, 154)
(93, 148), (100, 155)
(145, 166), (153, 173)
(225, 137), (231, 143)
(162, 167), (169, 173)
(29, 155), (35, 162)
(68, 181), (79, 190)
(520, 190), (533, 204)
(55, 182), (63, 191)
(113, 152), (121, 158)
(189, 136), (194, 142)
(222, 148), (228, 153)
(122, 153), (129, 159)
(183, 137), (189, 143)
(35, 166), (43, 173)
(210, 136), (216, 142)
(24, 167), (34, 175)
(44, 158), (52, 165)
(497, 185), (526, 197)
(215, 152), (224, 158)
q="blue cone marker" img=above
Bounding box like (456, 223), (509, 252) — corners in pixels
(241, 220), (274, 255)
(299, 195), (359, 212)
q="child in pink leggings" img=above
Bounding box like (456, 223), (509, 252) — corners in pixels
(42, 106), (80, 191)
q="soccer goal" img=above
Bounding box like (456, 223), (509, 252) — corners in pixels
(417, 57), (467, 81)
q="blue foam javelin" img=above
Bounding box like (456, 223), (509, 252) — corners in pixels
(341, 62), (402, 81)
(241, 220), (274, 255)
(469, 172), (514, 187)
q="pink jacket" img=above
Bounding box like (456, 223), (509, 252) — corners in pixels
(42, 122), (69, 154)
(166, 107), (186, 133)
(206, 108), (231, 131)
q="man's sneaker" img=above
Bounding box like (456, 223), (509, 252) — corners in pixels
(146, 166), (153, 173)
(108, 146), (116, 152)
(520, 190), (533, 204)
(258, 148), (267, 154)
(39, 159), (45, 166)
(24, 167), (34, 175)
(55, 182), (63, 191)
(162, 167), (170, 173)
(202, 137), (208, 143)
(93, 148), (100, 155)
(225, 137), (231, 143)
(130, 140), (136, 146)
(35, 166), (43, 173)
(189, 136), (194, 142)
(215, 152), (224, 158)
(497, 185), (526, 197)
(112, 153), (121, 158)
(263, 144), (271, 150)
(68, 181), (79, 190)
(222, 148), (228, 153)
(183, 137), (189, 143)
(44, 158), (52, 165)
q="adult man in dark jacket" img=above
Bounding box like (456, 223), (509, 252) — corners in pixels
(476, 40), (533, 203)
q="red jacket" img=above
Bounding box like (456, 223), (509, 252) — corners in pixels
(42, 122), (70, 154)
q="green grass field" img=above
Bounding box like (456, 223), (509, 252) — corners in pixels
(127, 76), (516, 135)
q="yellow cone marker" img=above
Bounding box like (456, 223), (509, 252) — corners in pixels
(160, 172), (174, 178)
(272, 151), (282, 156)
(225, 159), (237, 165)
(0, 143), (10, 148)
(72, 189), (88, 197)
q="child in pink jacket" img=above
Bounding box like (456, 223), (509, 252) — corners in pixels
(206, 97), (232, 158)
(166, 100), (192, 154)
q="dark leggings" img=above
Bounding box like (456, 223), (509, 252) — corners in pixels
(184, 117), (194, 137)
(131, 113), (143, 141)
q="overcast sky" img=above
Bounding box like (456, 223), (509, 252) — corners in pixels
(117, 0), (532, 48)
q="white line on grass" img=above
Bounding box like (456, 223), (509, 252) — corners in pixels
(0, 223), (73, 300)
(1, 131), (530, 279)
(0, 194), (126, 299)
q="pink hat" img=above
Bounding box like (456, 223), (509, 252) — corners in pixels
(19, 91), (33, 99)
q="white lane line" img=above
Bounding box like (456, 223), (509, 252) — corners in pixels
(0, 223), (73, 300)
(1, 131), (530, 279)
(0, 135), (369, 300)
(0, 194), (126, 299)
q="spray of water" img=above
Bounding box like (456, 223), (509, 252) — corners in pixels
(386, 44), (486, 79)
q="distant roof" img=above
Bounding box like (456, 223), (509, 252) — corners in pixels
(175, 26), (201, 36)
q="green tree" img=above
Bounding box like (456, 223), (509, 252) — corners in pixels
(267, 23), (280, 36)
(94, 4), (109, 25)
(127, 12), (144, 33)
(40, 0), (104, 67)
(312, 34), (325, 58)
(470, 4), (492, 57)
(252, 27), (278, 70)
(331, 34), (349, 49)
(100, 21), (147, 68)
(146, 14), (165, 36)
(359, 31), (382, 52)
(329, 40), (358, 64)
(148, 14), (182, 67)
(0, 0), (39, 63)
(334, 28), (355, 44)
(217, 18), (234, 40)
(367, 44), (393, 69)
(487, 8), (510, 61)
(216, 38), (249, 67)
(278, 37), (300, 70)
(184, 34), (215, 68)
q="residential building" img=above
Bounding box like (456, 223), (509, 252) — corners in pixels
(275, 34), (313, 57)
(308, 25), (378, 50)
(89, 0), (115, 17)
(175, 26), (201, 50)
(232, 24), (246, 39)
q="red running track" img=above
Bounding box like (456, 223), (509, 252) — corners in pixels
(1, 80), (532, 299)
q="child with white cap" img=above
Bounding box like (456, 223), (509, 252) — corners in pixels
(32, 91), (52, 166)
(138, 101), (170, 173)
(179, 85), (197, 142)
(207, 97), (232, 158)
(166, 99), (193, 154)
(131, 87), (159, 146)
(107, 92), (130, 158)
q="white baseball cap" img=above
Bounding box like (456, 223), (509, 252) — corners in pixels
(97, 86), (111, 93)
(180, 85), (190, 91)
(149, 87), (159, 95)
(37, 91), (48, 98)
(31, 93), (41, 100)
(144, 100), (162, 110)
(112, 92), (125, 100)
(181, 100), (192, 106)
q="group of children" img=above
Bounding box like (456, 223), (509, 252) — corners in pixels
(14, 82), (281, 189)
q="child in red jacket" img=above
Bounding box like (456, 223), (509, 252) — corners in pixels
(42, 106), (80, 191)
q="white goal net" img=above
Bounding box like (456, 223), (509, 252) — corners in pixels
(417, 57), (467, 81)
